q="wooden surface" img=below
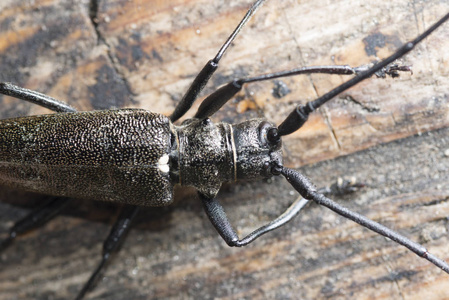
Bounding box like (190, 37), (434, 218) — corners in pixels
(0, 0), (449, 299)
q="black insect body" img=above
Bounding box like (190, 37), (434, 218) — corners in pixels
(1, 1), (449, 299)
(0, 110), (174, 205)
(0, 109), (280, 206)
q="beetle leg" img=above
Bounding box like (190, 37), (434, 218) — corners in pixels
(200, 193), (309, 247)
(0, 82), (76, 113)
(0, 197), (69, 251)
(200, 193), (239, 246)
(76, 205), (140, 300)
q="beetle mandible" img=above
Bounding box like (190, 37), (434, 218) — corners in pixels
(0, 0), (448, 298)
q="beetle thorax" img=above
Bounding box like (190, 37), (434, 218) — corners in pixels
(174, 118), (282, 199)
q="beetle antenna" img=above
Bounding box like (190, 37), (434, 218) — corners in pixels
(271, 11), (449, 139)
(193, 64), (410, 120)
(170, 0), (268, 122)
(276, 166), (449, 273)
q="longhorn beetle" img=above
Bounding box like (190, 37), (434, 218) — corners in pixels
(2, 2), (446, 298)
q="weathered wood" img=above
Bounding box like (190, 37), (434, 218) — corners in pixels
(0, 0), (449, 299)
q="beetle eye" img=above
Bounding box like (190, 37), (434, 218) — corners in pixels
(258, 121), (281, 149)
(267, 128), (280, 145)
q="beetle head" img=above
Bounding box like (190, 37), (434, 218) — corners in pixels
(232, 119), (283, 180)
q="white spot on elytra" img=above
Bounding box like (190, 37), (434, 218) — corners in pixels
(158, 154), (169, 173)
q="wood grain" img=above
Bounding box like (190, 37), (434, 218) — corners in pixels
(0, 0), (449, 299)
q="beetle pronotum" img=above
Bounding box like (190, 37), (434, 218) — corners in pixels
(0, 0), (448, 298)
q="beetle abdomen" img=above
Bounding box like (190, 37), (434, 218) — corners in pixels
(0, 109), (175, 206)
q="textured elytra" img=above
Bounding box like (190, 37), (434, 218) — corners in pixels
(0, 109), (175, 206)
